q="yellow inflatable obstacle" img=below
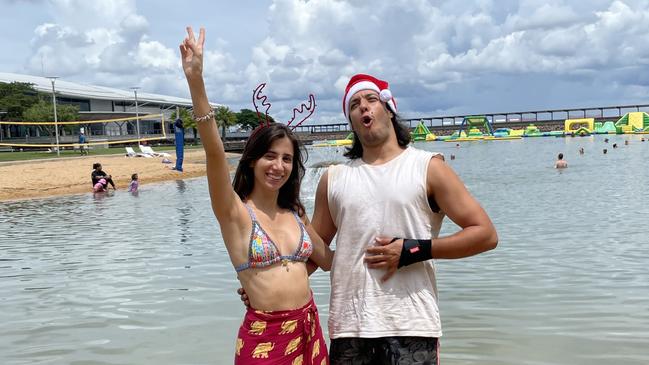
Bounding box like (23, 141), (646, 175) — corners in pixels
(615, 112), (649, 134)
(565, 118), (594, 134)
(312, 132), (353, 147)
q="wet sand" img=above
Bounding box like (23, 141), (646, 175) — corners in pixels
(0, 149), (238, 202)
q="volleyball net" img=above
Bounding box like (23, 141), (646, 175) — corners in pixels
(0, 114), (168, 149)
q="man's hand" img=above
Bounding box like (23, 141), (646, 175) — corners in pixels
(364, 237), (403, 282)
(237, 287), (250, 308)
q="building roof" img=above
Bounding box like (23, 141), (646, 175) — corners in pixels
(0, 72), (209, 107)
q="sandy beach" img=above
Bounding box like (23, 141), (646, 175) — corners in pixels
(0, 149), (238, 202)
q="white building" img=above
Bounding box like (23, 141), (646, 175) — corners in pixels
(0, 72), (218, 140)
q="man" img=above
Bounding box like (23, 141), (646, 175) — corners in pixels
(312, 74), (498, 364)
(555, 153), (568, 169)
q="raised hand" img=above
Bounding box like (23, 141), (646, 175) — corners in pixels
(179, 26), (205, 82)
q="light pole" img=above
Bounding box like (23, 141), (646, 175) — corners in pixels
(48, 76), (60, 157)
(131, 87), (141, 140)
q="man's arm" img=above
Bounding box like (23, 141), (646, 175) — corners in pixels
(305, 170), (338, 275)
(311, 170), (337, 246)
(366, 157), (497, 280)
(423, 156), (498, 258)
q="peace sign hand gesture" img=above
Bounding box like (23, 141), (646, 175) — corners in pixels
(179, 26), (205, 82)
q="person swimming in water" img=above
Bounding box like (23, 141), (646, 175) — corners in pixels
(555, 153), (568, 169)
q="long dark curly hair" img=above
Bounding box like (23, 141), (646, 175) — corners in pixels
(232, 123), (307, 217)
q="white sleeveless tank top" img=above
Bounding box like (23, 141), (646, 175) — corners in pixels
(327, 146), (445, 338)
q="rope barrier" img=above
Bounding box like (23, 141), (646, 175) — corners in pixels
(0, 114), (168, 147)
(0, 136), (168, 148)
(0, 114), (163, 125)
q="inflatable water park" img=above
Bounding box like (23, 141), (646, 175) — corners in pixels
(312, 111), (649, 146)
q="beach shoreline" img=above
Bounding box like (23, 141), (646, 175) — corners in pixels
(0, 149), (239, 202)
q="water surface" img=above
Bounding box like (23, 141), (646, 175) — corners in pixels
(1, 134), (648, 364)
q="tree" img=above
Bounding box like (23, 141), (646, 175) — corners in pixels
(22, 100), (79, 137)
(235, 108), (276, 130)
(170, 108), (197, 144)
(0, 82), (39, 120)
(215, 105), (237, 141)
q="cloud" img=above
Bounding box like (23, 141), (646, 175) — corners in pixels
(26, 0), (181, 87)
(13, 0), (649, 122)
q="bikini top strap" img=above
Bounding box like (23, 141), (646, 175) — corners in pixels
(292, 211), (310, 242)
(291, 210), (305, 228)
(243, 203), (257, 222)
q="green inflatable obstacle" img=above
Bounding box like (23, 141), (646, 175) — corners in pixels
(594, 121), (616, 134)
(615, 112), (649, 133)
(411, 121), (433, 141)
(523, 124), (542, 137)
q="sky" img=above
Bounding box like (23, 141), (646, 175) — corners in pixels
(1, 0), (649, 124)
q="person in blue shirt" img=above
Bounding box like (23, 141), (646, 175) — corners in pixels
(173, 118), (184, 172)
(78, 132), (88, 155)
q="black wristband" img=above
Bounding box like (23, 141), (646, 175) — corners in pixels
(397, 238), (433, 268)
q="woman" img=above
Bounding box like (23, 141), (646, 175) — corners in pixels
(91, 163), (116, 190)
(180, 27), (332, 365)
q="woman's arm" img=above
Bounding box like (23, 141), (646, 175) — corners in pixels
(180, 27), (243, 225)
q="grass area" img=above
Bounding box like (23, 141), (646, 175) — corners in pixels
(0, 144), (205, 163)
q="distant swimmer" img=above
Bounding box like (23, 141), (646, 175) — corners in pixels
(625, 140), (629, 146)
(555, 153), (568, 169)
(579, 147), (584, 155)
(604, 138), (609, 143)
(450, 154), (456, 160)
(603, 148), (608, 154)
(613, 143), (618, 148)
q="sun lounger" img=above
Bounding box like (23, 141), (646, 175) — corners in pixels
(125, 146), (152, 158)
(139, 145), (171, 158)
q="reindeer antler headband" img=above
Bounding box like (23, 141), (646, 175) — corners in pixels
(252, 83), (316, 133)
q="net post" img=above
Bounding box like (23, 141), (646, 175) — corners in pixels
(48, 77), (60, 157)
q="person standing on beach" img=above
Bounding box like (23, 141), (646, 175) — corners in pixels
(78, 131), (88, 156)
(555, 153), (568, 169)
(181, 26), (333, 364)
(314, 74), (498, 363)
(173, 117), (185, 172)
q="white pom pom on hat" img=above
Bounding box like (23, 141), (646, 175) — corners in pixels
(342, 74), (397, 122)
(379, 89), (392, 103)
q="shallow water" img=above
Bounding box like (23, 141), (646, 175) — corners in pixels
(1, 135), (648, 364)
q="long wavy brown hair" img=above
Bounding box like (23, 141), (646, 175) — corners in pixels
(232, 123), (307, 216)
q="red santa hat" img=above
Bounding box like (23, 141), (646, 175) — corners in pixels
(342, 73), (397, 122)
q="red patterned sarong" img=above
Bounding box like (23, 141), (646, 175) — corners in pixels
(234, 296), (329, 365)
